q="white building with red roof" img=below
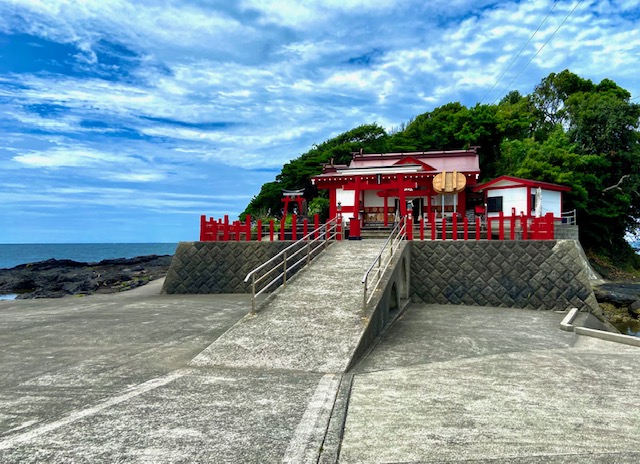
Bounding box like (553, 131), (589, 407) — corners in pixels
(311, 148), (481, 227)
(473, 176), (571, 219)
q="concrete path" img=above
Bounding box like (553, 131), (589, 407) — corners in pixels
(191, 240), (385, 373)
(1, 279), (639, 462)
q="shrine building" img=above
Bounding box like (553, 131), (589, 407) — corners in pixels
(311, 148), (481, 227)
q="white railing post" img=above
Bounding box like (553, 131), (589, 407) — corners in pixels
(283, 251), (287, 287)
(251, 274), (256, 312)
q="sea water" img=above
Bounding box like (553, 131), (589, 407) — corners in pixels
(0, 243), (177, 269)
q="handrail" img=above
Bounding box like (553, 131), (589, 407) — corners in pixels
(361, 218), (407, 312)
(244, 216), (342, 311)
(560, 209), (577, 225)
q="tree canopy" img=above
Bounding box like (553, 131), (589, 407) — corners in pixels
(241, 70), (640, 263)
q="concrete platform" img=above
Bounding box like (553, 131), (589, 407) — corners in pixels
(1, 282), (639, 462)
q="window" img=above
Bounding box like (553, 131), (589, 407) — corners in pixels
(530, 194), (536, 212)
(487, 196), (503, 213)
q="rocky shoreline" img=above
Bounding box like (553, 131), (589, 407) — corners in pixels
(592, 282), (640, 334)
(0, 255), (172, 299)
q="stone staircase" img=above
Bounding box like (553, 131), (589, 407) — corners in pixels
(190, 240), (387, 373)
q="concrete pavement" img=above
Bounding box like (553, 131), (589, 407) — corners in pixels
(0, 279), (639, 462)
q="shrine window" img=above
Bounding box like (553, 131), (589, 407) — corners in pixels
(487, 196), (503, 213)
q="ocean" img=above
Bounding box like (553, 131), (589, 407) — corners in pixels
(0, 243), (178, 270)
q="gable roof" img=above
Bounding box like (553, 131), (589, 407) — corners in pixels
(392, 156), (437, 171)
(473, 175), (571, 192)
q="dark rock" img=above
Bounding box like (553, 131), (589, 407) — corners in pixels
(0, 255), (172, 299)
(593, 283), (640, 306)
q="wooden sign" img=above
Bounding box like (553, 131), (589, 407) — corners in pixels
(432, 171), (467, 193)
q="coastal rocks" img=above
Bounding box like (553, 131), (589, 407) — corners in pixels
(0, 255), (172, 299)
(593, 282), (640, 332)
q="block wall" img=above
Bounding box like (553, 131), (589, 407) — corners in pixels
(411, 240), (600, 312)
(162, 241), (307, 294)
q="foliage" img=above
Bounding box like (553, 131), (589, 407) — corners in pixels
(241, 70), (640, 266)
(307, 197), (330, 221)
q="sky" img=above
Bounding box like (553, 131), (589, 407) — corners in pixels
(1, 0), (639, 243)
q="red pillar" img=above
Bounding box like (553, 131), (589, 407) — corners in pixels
(510, 210), (516, 241)
(295, 196), (303, 215)
(282, 197), (290, 217)
(223, 215), (229, 241)
(420, 216), (424, 241)
(546, 212), (555, 239)
(314, 214), (320, 239)
(475, 217), (480, 240)
(407, 216), (413, 240)
(200, 215), (206, 241)
(498, 212), (505, 240)
(441, 217), (447, 240)
(463, 217), (469, 241)
(245, 214), (252, 241)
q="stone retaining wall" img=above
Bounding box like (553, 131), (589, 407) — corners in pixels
(411, 240), (600, 312)
(554, 224), (579, 240)
(162, 241), (307, 294)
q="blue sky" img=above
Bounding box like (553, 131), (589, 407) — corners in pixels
(1, 0), (639, 243)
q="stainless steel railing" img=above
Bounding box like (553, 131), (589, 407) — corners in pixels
(244, 216), (342, 312)
(361, 218), (406, 312)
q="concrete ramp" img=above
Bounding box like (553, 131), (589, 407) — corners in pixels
(191, 241), (389, 373)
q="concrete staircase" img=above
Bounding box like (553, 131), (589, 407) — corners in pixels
(191, 240), (387, 373)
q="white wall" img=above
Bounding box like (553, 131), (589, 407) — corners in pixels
(364, 190), (385, 207)
(486, 186), (562, 217)
(541, 189), (561, 216)
(487, 187), (527, 216)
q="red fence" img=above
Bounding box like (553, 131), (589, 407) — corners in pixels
(200, 214), (343, 242)
(404, 211), (556, 241)
(200, 211), (556, 242)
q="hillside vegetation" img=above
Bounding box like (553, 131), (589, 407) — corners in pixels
(242, 70), (640, 269)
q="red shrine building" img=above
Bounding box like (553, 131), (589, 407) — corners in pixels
(311, 148), (481, 227)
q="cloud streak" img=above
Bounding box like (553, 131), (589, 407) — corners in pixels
(0, 0), (639, 242)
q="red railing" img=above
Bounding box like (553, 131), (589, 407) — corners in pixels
(201, 211), (557, 242)
(403, 211), (556, 241)
(200, 214), (342, 242)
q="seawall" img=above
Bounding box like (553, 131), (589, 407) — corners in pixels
(162, 241), (307, 294)
(411, 240), (600, 312)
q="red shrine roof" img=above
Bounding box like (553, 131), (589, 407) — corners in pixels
(473, 176), (571, 192)
(313, 149), (480, 183)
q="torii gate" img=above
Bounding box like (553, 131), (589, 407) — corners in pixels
(282, 189), (305, 216)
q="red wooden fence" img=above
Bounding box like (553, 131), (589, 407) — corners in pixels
(200, 214), (342, 242)
(200, 211), (556, 242)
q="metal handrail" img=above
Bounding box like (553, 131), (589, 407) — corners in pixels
(560, 209), (577, 225)
(244, 216), (342, 311)
(361, 218), (407, 312)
